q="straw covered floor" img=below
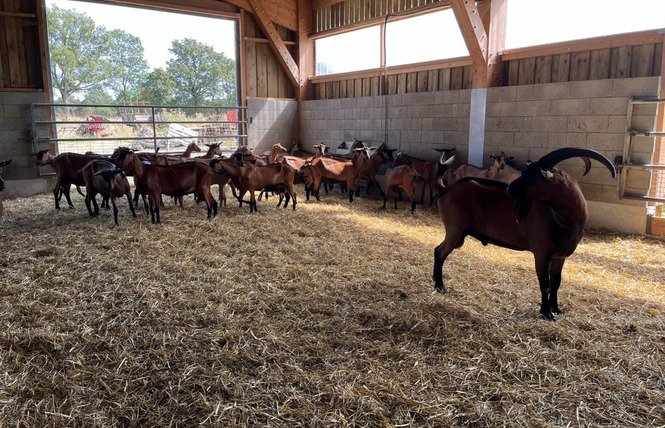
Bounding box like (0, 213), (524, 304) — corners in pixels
(0, 186), (663, 427)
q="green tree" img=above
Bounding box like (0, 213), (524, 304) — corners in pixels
(81, 88), (116, 117)
(47, 5), (112, 103)
(166, 38), (236, 107)
(108, 29), (149, 102)
(139, 68), (176, 105)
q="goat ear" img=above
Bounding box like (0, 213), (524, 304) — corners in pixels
(0, 159), (12, 167)
(541, 169), (554, 180)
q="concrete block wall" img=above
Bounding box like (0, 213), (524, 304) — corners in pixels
(0, 92), (51, 197)
(301, 90), (470, 157)
(247, 98), (298, 154)
(485, 77), (659, 210)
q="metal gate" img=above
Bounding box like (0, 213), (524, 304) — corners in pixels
(30, 103), (248, 157)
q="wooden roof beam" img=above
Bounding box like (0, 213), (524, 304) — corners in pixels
(450, 0), (488, 67)
(225, 0), (298, 30)
(247, 0), (301, 87)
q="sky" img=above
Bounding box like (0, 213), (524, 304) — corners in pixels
(47, 0), (236, 70)
(47, 0), (665, 73)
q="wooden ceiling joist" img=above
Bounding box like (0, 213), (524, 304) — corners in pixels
(226, 0), (298, 30)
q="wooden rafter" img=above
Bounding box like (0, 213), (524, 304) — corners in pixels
(449, 0), (488, 67)
(246, 0), (300, 87)
(225, 0), (298, 30)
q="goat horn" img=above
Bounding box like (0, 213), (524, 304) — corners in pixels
(536, 147), (616, 178)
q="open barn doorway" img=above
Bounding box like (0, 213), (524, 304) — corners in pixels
(40, 0), (243, 155)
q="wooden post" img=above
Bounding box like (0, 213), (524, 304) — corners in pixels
(297, 0), (314, 142)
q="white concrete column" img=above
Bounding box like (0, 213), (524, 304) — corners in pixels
(468, 88), (487, 167)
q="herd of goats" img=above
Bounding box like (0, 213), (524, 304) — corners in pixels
(0, 139), (617, 320)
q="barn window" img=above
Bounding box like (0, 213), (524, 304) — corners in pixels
(315, 26), (381, 75)
(385, 10), (468, 66)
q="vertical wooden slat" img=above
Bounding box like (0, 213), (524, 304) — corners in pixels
(589, 48), (611, 80)
(653, 42), (663, 77)
(438, 68), (450, 90)
(610, 46), (632, 78)
(534, 56), (552, 84)
(324, 81), (333, 99)
(256, 43), (268, 97)
(332, 80), (340, 98)
(361, 77), (370, 96)
(267, 47), (281, 97)
(507, 60), (519, 86)
(405, 71), (416, 92)
(569, 51), (590, 81)
(449, 67), (463, 90)
(517, 57), (535, 85)
(246, 41), (257, 97)
(551, 53), (571, 82)
(416, 71), (428, 92)
(427, 69), (439, 92)
(386, 74), (397, 94)
(462, 65), (473, 89)
(397, 73), (407, 93)
(631, 43), (655, 77)
(370, 76), (379, 95)
(354, 78), (362, 96)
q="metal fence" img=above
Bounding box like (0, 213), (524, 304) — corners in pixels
(30, 103), (248, 157)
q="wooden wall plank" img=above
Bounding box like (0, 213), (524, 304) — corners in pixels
(347, 79), (355, 97)
(462, 65), (473, 89)
(610, 45), (632, 78)
(256, 42), (268, 97)
(245, 41), (257, 97)
(406, 71), (417, 92)
(354, 78), (362, 96)
(569, 51), (590, 81)
(551, 53), (570, 82)
(332, 80), (340, 98)
(386, 74), (397, 94)
(507, 60), (519, 85)
(397, 73), (406, 93)
(417, 71), (428, 92)
(589, 48), (611, 80)
(653, 42), (663, 76)
(325, 81), (334, 99)
(370, 76), (379, 95)
(631, 43), (654, 77)
(517, 57), (535, 85)
(438, 67), (450, 90)
(427, 69), (439, 91)
(450, 66), (463, 90)
(339, 78), (347, 97)
(362, 76), (371, 96)
(534, 56), (552, 84)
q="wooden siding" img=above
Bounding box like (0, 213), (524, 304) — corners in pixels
(504, 43), (663, 86)
(313, 0), (447, 33)
(313, 65), (472, 99)
(0, 0), (43, 89)
(243, 13), (295, 99)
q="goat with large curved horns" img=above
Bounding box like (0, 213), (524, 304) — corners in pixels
(433, 147), (616, 320)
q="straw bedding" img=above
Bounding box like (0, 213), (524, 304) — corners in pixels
(0, 186), (663, 427)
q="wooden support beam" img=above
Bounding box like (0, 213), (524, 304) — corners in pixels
(450, 0), (488, 67)
(247, 0), (300, 88)
(472, 0), (506, 88)
(297, 0), (315, 101)
(226, 0), (297, 30)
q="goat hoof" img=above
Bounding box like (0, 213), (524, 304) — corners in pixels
(68, 206), (75, 210)
(540, 312), (556, 321)
(434, 284), (447, 294)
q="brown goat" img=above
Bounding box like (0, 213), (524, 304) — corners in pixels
(393, 148), (455, 204)
(433, 147), (616, 320)
(381, 165), (424, 213)
(81, 159), (136, 225)
(114, 148), (216, 224)
(34, 150), (104, 210)
(301, 147), (370, 203)
(211, 153), (297, 213)
(0, 159), (11, 220)
(356, 143), (396, 196)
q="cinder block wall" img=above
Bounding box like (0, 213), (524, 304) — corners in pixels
(301, 91), (470, 157)
(485, 77), (659, 234)
(247, 98), (298, 154)
(300, 77), (660, 234)
(0, 92), (51, 198)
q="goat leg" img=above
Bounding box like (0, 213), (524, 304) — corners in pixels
(535, 256), (556, 321)
(548, 257), (565, 315)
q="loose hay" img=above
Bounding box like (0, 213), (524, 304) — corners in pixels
(0, 187), (663, 427)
